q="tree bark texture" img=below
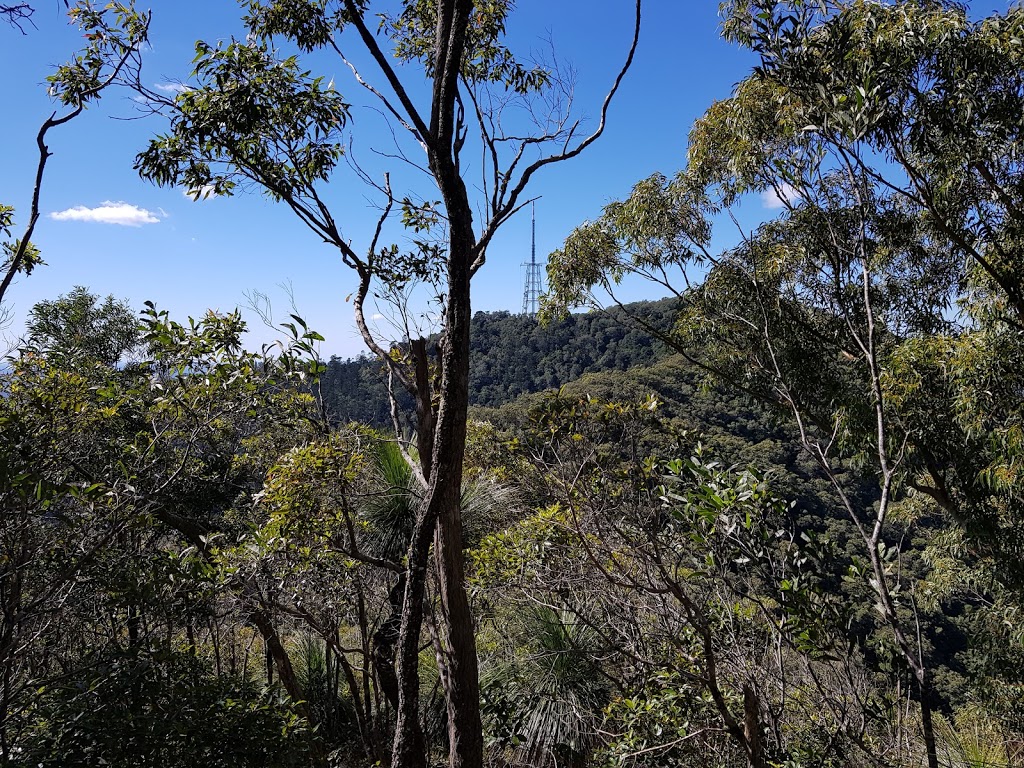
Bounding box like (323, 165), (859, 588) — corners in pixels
(391, 2), (483, 767)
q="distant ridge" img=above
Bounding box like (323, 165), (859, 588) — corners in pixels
(318, 299), (677, 427)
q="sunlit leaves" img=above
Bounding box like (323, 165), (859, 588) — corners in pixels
(243, 0), (335, 52)
(543, 173), (711, 321)
(714, 0), (1024, 324)
(254, 435), (364, 554)
(136, 40), (349, 204)
(26, 287), (139, 367)
(382, 0), (550, 93)
(47, 1), (150, 108)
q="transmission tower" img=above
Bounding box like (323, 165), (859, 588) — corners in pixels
(521, 202), (543, 317)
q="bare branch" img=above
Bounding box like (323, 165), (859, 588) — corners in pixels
(478, 0), (642, 255)
(340, 0), (431, 147)
(334, 43), (428, 153)
(1, 9), (152, 306)
(0, 2), (34, 33)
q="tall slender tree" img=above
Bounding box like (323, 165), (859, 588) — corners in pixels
(135, 3), (642, 766)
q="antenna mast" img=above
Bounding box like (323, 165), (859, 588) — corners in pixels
(521, 202), (543, 317)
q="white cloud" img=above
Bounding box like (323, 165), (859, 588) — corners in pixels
(761, 183), (801, 210)
(371, 313), (385, 320)
(184, 185), (217, 201)
(154, 82), (190, 94)
(50, 201), (163, 227)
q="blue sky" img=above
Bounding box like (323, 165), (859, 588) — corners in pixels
(0, 0), (1010, 357)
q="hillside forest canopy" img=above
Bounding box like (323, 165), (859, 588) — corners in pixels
(3, 1), (1024, 767)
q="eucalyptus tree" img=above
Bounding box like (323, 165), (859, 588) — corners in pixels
(544, 3), (1024, 766)
(25, 285), (140, 366)
(713, 0), (1024, 328)
(134, 3), (642, 766)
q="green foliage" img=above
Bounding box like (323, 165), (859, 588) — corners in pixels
(541, 4), (1024, 765)
(19, 648), (312, 768)
(712, 0), (1024, 325)
(482, 606), (610, 767)
(48, 1), (150, 108)
(288, 632), (358, 749)
(13, 3), (1024, 765)
(544, 174), (712, 321)
(25, 286), (139, 366)
(256, 436), (364, 545)
(598, 669), (738, 768)
(136, 38), (348, 203)
(661, 451), (860, 668)
(936, 705), (1019, 768)
(320, 300), (674, 427)
(359, 437), (418, 563)
(381, 0), (550, 92)
(0, 232), (43, 278)
(239, 0), (550, 93)
(469, 504), (575, 592)
(0, 290), (328, 762)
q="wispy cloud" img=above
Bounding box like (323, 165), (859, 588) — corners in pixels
(50, 201), (163, 227)
(154, 81), (190, 94)
(184, 185), (216, 201)
(761, 183), (801, 210)
(371, 313), (385, 320)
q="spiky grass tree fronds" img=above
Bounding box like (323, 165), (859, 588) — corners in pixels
(288, 632), (356, 749)
(291, 632), (328, 697)
(361, 438), (518, 556)
(361, 440), (419, 562)
(937, 706), (1016, 768)
(460, 472), (520, 549)
(482, 605), (610, 768)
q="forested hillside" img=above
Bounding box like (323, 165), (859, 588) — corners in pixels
(322, 300), (866, 541)
(321, 300), (873, 539)
(472, 353), (873, 526)
(319, 300), (674, 426)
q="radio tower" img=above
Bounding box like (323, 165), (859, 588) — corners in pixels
(521, 202), (543, 317)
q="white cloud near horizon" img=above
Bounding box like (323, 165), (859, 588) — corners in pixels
(760, 183), (801, 210)
(50, 201), (163, 227)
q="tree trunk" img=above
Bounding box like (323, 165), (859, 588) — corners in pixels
(391, 146), (482, 768)
(373, 574), (406, 709)
(392, 3), (484, 765)
(742, 683), (765, 768)
(391, 241), (481, 768)
(250, 609), (303, 708)
(392, 501), (435, 768)
(429, 233), (482, 768)
(918, 668), (939, 768)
